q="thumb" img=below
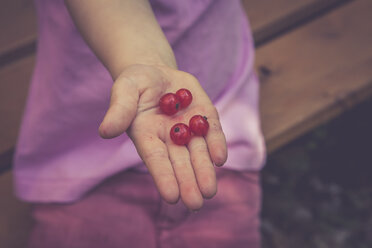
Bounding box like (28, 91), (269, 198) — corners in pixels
(99, 76), (139, 139)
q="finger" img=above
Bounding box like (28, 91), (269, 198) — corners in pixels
(167, 141), (204, 211)
(205, 116), (228, 166)
(99, 76), (139, 139)
(133, 133), (179, 204)
(187, 136), (217, 199)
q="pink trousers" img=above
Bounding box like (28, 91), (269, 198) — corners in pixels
(28, 167), (261, 248)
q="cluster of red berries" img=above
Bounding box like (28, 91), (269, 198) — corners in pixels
(159, 89), (209, 145)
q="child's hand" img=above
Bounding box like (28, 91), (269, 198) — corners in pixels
(99, 64), (227, 211)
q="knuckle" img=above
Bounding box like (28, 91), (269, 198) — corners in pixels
(196, 162), (215, 176)
(209, 106), (220, 120)
(190, 142), (209, 154)
(157, 171), (176, 183)
(210, 121), (223, 133)
(178, 179), (198, 196)
(191, 156), (209, 167)
(199, 157), (213, 167)
(171, 157), (190, 169)
(183, 72), (199, 83)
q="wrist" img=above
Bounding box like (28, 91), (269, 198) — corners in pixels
(111, 53), (177, 81)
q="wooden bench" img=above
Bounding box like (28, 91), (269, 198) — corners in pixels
(1, 0), (372, 246)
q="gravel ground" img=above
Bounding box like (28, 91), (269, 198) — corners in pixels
(261, 98), (372, 248)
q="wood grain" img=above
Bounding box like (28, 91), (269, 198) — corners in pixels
(0, 0), (348, 63)
(0, 171), (33, 248)
(242, 0), (349, 44)
(0, 56), (34, 155)
(257, 0), (372, 152)
(0, 0), (37, 61)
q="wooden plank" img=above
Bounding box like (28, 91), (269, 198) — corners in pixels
(242, 0), (350, 44)
(0, 149), (14, 174)
(257, 0), (372, 153)
(0, 171), (33, 248)
(0, 0), (348, 64)
(0, 0), (37, 61)
(0, 56), (35, 155)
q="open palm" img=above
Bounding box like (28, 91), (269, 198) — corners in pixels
(99, 65), (227, 210)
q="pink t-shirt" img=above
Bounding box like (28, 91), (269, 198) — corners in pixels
(14, 0), (266, 202)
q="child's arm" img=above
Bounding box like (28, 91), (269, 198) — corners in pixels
(65, 0), (227, 211)
(65, 0), (176, 78)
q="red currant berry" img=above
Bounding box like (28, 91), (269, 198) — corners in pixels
(176, 88), (193, 109)
(189, 115), (209, 136)
(159, 93), (180, 115)
(170, 123), (191, 145)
